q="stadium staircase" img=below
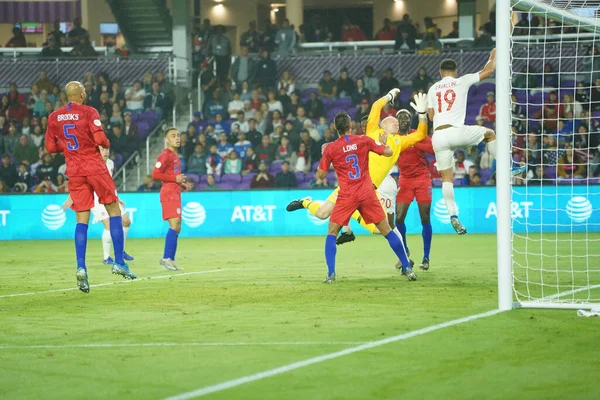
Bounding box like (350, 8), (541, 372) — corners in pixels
(105, 0), (172, 53)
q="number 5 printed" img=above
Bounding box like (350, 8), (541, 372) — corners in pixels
(63, 124), (79, 151)
(436, 89), (456, 113)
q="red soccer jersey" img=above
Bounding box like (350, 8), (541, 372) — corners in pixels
(45, 102), (110, 177)
(153, 148), (182, 201)
(398, 133), (434, 180)
(319, 135), (386, 193)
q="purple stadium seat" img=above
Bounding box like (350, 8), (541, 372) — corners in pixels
(295, 172), (304, 183)
(137, 121), (150, 139)
(326, 171), (337, 182)
(221, 174), (242, 184)
(219, 183), (234, 190)
(242, 173), (256, 183)
(479, 168), (491, 183)
(399, 87), (412, 103)
(132, 112), (141, 122)
(544, 166), (557, 180)
(270, 160), (283, 174)
(477, 82), (495, 95)
(195, 183), (207, 190)
(592, 111), (600, 118)
(322, 98), (335, 107)
(335, 97), (352, 108)
(302, 88), (319, 98)
(560, 80), (576, 89)
(432, 178), (442, 187)
(114, 153), (123, 168)
(312, 161), (320, 171)
(299, 181), (311, 188)
(453, 178), (464, 186)
(187, 173), (200, 184)
(346, 107), (358, 119)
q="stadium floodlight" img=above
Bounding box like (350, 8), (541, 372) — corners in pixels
(497, 0), (600, 310)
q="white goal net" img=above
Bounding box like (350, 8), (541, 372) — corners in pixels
(508, 0), (600, 308)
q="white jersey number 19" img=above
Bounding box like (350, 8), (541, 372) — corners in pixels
(436, 89), (456, 113)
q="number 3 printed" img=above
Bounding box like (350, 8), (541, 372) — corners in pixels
(436, 89), (457, 113)
(63, 124), (79, 151)
(346, 154), (361, 180)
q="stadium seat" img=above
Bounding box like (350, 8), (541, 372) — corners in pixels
(298, 181), (312, 188)
(241, 173), (257, 183)
(480, 168), (491, 183)
(453, 178), (464, 186)
(326, 171), (337, 182)
(219, 183), (235, 190)
(295, 172), (304, 183)
(544, 166), (557, 180)
(270, 160), (283, 174)
(312, 161), (320, 171)
(221, 174), (242, 184)
(187, 174), (200, 184)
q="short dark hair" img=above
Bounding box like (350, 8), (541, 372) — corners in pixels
(440, 59), (457, 71)
(334, 111), (351, 135)
(164, 127), (178, 136)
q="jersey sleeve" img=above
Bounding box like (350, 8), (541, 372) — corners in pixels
(399, 122), (428, 152)
(413, 136), (434, 154)
(318, 146), (332, 171)
(367, 136), (387, 155)
(366, 96), (388, 139)
(462, 73), (480, 87)
(44, 118), (63, 153)
(152, 153), (177, 182)
(87, 108), (104, 134)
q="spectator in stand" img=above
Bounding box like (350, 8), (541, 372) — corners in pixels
(48, 22), (66, 47)
(303, 119), (320, 141)
(231, 45), (257, 90)
(319, 70), (337, 99)
(287, 91), (301, 118)
(276, 136), (293, 161)
(376, 18), (396, 41)
(246, 118), (263, 147)
(200, 61), (217, 101)
(232, 111), (249, 133)
(514, 13), (530, 36)
(256, 50), (277, 90)
(513, 64), (539, 90)
(240, 21), (261, 53)
(35, 153), (57, 183)
(206, 174), (220, 190)
(110, 103), (124, 126)
(277, 88), (292, 116)
(299, 129), (320, 161)
(34, 175), (58, 193)
(256, 134), (276, 164)
(20, 117), (31, 136)
(178, 132), (193, 161)
(380, 103), (397, 119)
(0, 155), (17, 188)
(412, 67), (432, 94)
(316, 116), (328, 137)
(6, 99), (28, 123)
(394, 17), (417, 52)
(278, 71), (295, 96)
(543, 62), (559, 89)
(71, 37), (97, 57)
(32, 89), (49, 117)
(188, 143), (207, 175)
(304, 92), (325, 119)
(276, 19), (296, 57)
(125, 81), (146, 113)
(239, 81), (252, 102)
(445, 21), (459, 39)
(250, 160), (275, 188)
(205, 89), (226, 118)
(66, 17), (89, 46)
(275, 161), (297, 188)
(341, 19), (366, 42)
(56, 173), (68, 192)
(537, 91), (563, 130)
(1, 97), (9, 120)
(352, 78), (370, 106)
(108, 122), (130, 159)
(574, 124), (591, 148)
(482, 11), (496, 36)
(43, 101), (53, 117)
(356, 98), (370, 121)
(473, 27), (495, 49)
(511, 94), (524, 118)
(290, 141), (311, 173)
(4, 123), (20, 154)
(5, 26), (26, 47)
(137, 175), (159, 192)
(266, 90), (284, 113)
(14, 135), (38, 165)
(7, 83), (25, 105)
(224, 151), (242, 174)
(558, 148), (586, 180)
(419, 29), (443, 50)
(250, 90), (262, 111)
(35, 71), (55, 95)
(96, 93), (111, 117)
(337, 68), (355, 98)
(206, 144), (223, 175)
(242, 146), (259, 175)
(468, 172), (482, 186)
(234, 132), (252, 159)
(379, 68), (399, 96)
(591, 77), (600, 111)
(453, 150), (474, 182)
(362, 66), (379, 99)
(216, 132), (233, 159)
(193, 18), (213, 60)
(155, 71), (174, 110)
(563, 93), (582, 117)
(30, 125), (44, 148)
(123, 111), (139, 142)
(144, 82), (167, 121)
(14, 163), (32, 192)
(271, 110), (284, 131)
(0, 179), (9, 193)
(209, 25), (232, 84)
(214, 113), (228, 134)
(480, 92), (496, 123)
(261, 20), (277, 53)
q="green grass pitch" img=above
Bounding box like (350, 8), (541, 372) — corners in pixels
(1, 235), (599, 400)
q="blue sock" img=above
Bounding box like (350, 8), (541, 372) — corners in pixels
(172, 232), (178, 261)
(396, 222), (408, 255)
(325, 234), (337, 276)
(163, 229), (178, 260)
(422, 223), (432, 260)
(385, 230), (411, 269)
(74, 223), (88, 270)
(109, 216), (125, 265)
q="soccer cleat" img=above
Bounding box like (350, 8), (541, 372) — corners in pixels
(512, 165), (528, 176)
(123, 251), (134, 261)
(401, 266), (418, 281)
(419, 257), (430, 271)
(286, 196), (311, 212)
(336, 231), (356, 246)
(111, 263), (137, 280)
(395, 258), (414, 270)
(103, 256), (114, 265)
(450, 216), (467, 235)
(159, 258), (180, 271)
(322, 273), (336, 284)
(76, 268), (90, 293)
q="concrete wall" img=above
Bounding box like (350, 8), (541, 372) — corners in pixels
(81, 0), (116, 46)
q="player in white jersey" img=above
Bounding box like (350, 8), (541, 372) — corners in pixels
(426, 49), (498, 234)
(63, 147), (134, 264)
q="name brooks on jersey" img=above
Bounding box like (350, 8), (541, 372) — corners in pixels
(57, 114), (80, 122)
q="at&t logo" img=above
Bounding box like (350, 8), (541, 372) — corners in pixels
(231, 205), (276, 222)
(41, 204), (66, 230)
(566, 196), (592, 223)
(182, 202), (206, 227)
(433, 198), (458, 224)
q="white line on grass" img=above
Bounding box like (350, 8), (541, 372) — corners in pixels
(163, 309), (503, 400)
(0, 341), (366, 350)
(544, 284), (600, 300)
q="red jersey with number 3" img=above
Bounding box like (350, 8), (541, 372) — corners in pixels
(318, 135), (386, 194)
(398, 133), (434, 180)
(426, 73), (479, 130)
(46, 102), (109, 177)
(153, 148), (182, 202)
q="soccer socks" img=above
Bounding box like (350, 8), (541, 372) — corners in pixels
(396, 223), (408, 254)
(75, 223), (88, 270)
(422, 222), (432, 260)
(163, 228), (179, 260)
(442, 182), (457, 218)
(488, 140), (497, 158)
(172, 230), (178, 261)
(304, 199), (323, 218)
(123, 226), (129, 247)
(102, 229), (112, 259)
(385, 229), (411, 269)
(325, 234), (337, 276)
(109, 216), (125, 265)
(350, 211), (378, 234)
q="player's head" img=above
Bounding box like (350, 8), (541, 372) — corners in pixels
(65, 81), (86, 104)
(359, 115), (368, 135)
(380, 116), (399, 135)
(334, 111), (351, 136)
(439, 59), (458, 78)
(164, 127), (180, 149)
(99, 146), (109, 161)
(395, 109), (412, 134)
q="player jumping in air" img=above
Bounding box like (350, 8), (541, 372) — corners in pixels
(45, 81), (136, 293)
(287, 89), (429, 251)
(394, 108), (435, 271)
(427, 48), (526, 234)
(152, 128), (193, 270)
(317, 93), (431, 283)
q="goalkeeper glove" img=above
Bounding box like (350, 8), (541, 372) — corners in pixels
(410, 93), (428, 115)
(386, 88), (400, 105)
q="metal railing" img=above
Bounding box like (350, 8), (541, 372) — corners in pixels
(0, 46), (110, 58)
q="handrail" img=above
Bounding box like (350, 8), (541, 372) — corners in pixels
(145, 119), (166, 176)
(297, 37), (480, 52)
(0, 46), (109, 58)
(116, 150), (140, 191)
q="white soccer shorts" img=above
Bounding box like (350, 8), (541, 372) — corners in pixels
(377, 174), (398, 214)
(432, 125), (487, 171)
(91, 201), (126, 223)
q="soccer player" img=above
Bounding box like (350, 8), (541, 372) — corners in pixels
(317, 98), (429, 283)
(152, 127), (192, 270)
(45, 81), (136, 293)
(394, 108), (434, 271)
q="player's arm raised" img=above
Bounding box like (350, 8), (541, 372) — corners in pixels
(366, 88), (400, 138)
(399, 93), (429, 151)
(414, 136), (434, 154)
(478, 48), (496, 81)
(315, 146), (332, 179)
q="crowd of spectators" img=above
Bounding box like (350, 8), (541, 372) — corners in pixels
(0, 69), (171, 193)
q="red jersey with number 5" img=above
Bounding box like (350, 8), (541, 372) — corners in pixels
(45, 102), (110, 177)
(318, 134), (386, 194)
(426, 73), (479, 130)
(153, 148), (182, 202)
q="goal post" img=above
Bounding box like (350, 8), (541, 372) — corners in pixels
(498, 0), (600, 310)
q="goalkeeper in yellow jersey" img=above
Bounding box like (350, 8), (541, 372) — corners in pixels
(286, 89), (430, 245)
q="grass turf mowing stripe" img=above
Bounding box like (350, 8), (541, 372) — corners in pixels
(163, 309), (503, 400)
(0, 342), (366, 350)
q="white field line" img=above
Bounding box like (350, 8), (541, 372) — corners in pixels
(163, 309), (503, 400)
(543, 284), (600, 300)
(0, 341), (366, 350)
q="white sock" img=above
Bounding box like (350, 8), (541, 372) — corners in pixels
(102, 229), (112, 259)
(343, 225), (352, 233)
(442, 182), (457, 217)
(392, 227), (408, 249)
(123, 226), (129, 248)
(488, 140), (497, 158)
